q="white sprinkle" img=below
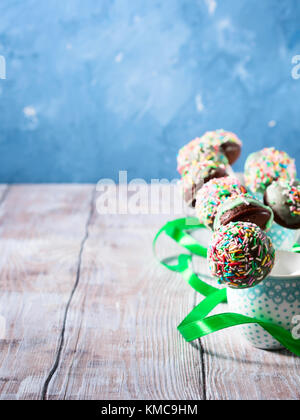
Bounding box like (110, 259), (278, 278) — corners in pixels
(204, 0), (217, 15)
(115, 52), (124, 63)
(195, 94), (205, 112)
(23, 106), (37, 118)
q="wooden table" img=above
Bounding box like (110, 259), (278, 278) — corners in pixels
(0, 184), (299, 400)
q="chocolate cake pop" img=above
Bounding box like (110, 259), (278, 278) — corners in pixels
(195, 177), (247, 229)
(264, 179), (300, 230)
(208, 222), (275, 289)
(244, 147), (296, 194)
(200, 129), (242, 165)
(177, 142), (228, 175)
(214, 195), (274, 232)
(177, 137), (202, 175)
(177, 129), (242, 174)
(181, 155), (228, 207)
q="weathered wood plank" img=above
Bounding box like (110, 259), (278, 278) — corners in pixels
(202, 326), (300, 400)
(44, 186), (205, 400)
(0, 185), (94, 400)
(0, 185), (8, 204)
(0, 183), (299, 400)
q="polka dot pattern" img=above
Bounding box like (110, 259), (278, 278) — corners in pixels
(267, 222), (299, 251)
(227, 278), (300, 349)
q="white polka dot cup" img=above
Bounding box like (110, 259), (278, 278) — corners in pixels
(267, 222), (299, 252)
(227, 251), (300, 350)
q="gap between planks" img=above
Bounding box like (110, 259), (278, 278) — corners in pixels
(0, 186), (10, 207)
(41, 187), (96, 400)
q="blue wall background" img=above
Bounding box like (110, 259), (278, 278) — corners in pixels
(0, 0), (300, 183)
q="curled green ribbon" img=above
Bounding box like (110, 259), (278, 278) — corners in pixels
(154, 218), (300, 356)
(153, 217), (208, 258)
(178, 291), (300, 356)
(293, 243), (300, 253)
(153, 217), (223, 298)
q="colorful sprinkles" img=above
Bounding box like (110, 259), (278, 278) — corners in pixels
(181, 148), (228, 201)
(177, 142), (227, 175)
(177, 129), (240, 175)
(177, 137), (202, 174)
(208, 222), (275, 289)
(195, 177), (247, 229)
(283, 180), (300, 217)
(200, 129), (242, 148)
(244, 147), (296, 193)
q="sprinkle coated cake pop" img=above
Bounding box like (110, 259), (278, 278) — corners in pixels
(264, 179), (300, 229)
(208, 222), (275, 289)
(177, 137), (202, 174)
(177, 142), (228, 175)
(181, 154), (228, 207)
(214, 195), (274, 232)
(200, 129), (242, 165)
(195, 177), (247, 229)
(177, 129), (242, 174)
(244, 147), (296, 194)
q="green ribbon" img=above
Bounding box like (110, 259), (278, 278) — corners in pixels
(293, 243), (300, 253)
(153, 217), (208, 258)
(154, 218), (300, 356)
(153, 218), (223, 298)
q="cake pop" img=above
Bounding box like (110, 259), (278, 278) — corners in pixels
(177, 142), (228, 175)
(244, 147), (296, 194)
(195, 177), (247, 229)
(200, 129), (242, 165)
(214, 195), (274, 232)
(177, 129), (242, 174)
(208, 222), (275, 289)
(181, 156), (228, 207)
(264, 179), (300, 230)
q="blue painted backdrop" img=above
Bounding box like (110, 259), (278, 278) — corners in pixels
(0, 0), (300, 183)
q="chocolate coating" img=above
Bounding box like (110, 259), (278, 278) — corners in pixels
(195, 177), (247, 229)
(184, 167), (228, 208)
(219, 203), (272, 230)
(214, 196), (274, 232)
(204, 166), (228, 184)
(184, 183), (200, 208)
(177, 141), (228, 175)
(244, 147), (296, 194)
(199, 129), (243, 166)
(220, 142), (241, 165)
(264, 180), (300, 229)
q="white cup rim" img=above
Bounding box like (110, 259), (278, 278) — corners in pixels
(268, 273), (300, 280)
(268, 250), (300, 280)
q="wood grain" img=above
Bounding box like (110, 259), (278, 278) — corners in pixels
(44, 185), (204, 400)
(0, 184), (299, 400)
(0, 185), (94, 400)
